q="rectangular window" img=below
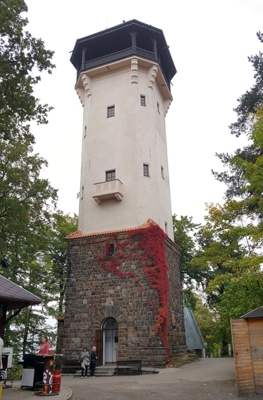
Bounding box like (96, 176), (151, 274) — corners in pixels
(106, 170), (116, 182)
(165, 222), (168, 234)
(84, 125), (87, 138)
(157, 102), (160, 114)
(107, 106), (115, 118)
(106, 244), (114, 257)
(143, 164), (149, 177)
(140, 95), (146, 106)
(161, 166), (164, 179)
(81, 185), (84, 200)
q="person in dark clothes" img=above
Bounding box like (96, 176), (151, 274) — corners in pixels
(90, 346), (97, 377)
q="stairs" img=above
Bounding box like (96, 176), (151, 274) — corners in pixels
(95, 365), (116, 377)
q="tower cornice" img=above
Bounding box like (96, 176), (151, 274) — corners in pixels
(76, 57), (173, 102)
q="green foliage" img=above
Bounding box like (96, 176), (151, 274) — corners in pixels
(191, 104), (263, 346)
(173, 214), (204, 285)
(0, 0), (55, 142)
(213, 32), (263, 200)
(0, 134), (57, 270)
(0, 1), (75, 355)
(0, 0), (57, 269)
(229, 31), (263, 138)
(182, 287), (197, 310)
(193, 297), (221, 357)
(187, 35), (263, 349)
(43, 212), (78, 315)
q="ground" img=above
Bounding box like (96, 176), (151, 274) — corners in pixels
(64, 358), (262, 400)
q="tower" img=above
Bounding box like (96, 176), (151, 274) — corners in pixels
(71, 19), (176, 240)
(62, 20), (186, 366)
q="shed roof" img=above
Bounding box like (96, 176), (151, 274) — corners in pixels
(240, 306), (263, 319)
(184, 307), (205, 350)
(0, 275), (42, 310)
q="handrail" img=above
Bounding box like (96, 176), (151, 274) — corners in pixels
(77, 47), (170, 90)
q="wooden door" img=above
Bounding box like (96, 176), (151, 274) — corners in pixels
(95, 330), (103, 366)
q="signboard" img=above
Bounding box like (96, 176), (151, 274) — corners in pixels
(3, 347), (13, 368)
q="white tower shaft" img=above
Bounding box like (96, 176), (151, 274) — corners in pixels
(76, 56), (174, 240)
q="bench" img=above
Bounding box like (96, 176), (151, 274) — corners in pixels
(115, 360), (142, 375)
(61, 359), (81, 374)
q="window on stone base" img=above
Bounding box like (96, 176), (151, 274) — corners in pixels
(106, 244), (114, 257)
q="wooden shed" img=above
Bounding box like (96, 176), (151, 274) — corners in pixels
(231, 306), (263, 397)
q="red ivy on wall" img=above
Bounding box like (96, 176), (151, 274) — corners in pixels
(97, 220), (171, 363)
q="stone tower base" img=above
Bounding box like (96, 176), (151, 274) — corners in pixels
(61, 221), (186, 366)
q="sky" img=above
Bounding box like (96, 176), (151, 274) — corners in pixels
(25, 0), (263, 225)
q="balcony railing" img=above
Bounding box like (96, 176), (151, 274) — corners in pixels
(77, 46), (170, 90)
(93, 179), (123, 204)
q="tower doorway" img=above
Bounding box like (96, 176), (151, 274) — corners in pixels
(103, 318), (118, 364)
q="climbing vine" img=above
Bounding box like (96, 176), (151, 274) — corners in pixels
(97, 220), (171, 363)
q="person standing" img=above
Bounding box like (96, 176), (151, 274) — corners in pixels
(80, 347), (90, 378)
(38, 335), (50, 354)
(90, 346), (97, 377)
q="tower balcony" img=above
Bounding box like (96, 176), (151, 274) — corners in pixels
(93, 179), (123, 205)
(78, 47), (170, 91)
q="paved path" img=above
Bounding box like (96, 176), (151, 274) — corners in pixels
(63, 359), (241, 400)
(2, 380), (72, 400)
(2, 359), (262, 400)
(61, 358), (260, 400)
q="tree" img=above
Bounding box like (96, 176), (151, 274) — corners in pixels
(0, 0), (57, 267)
(229, 31), (263, 138)
(213, 32), (263, 201)
(193, 296), (221, 357)
(191, 106), (263, 345)
(173, 215), (213, 310)
(0, 0), (58, 354)
(173, 215), (200, 284)
(0, 0), (57, 264)
(0, 0), (55, 142)
(190, 31), (263, 343)
(44, 212), (78, 316)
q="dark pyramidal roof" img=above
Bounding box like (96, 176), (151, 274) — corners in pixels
(70, 19), (176, 86)
(0, 275), (42, 311)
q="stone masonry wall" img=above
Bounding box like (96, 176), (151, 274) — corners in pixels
(62, 230), (186, 366)
(165, 237), (187, 358)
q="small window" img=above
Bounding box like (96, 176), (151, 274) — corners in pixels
(81, 185), (84, 200)
(106, 244), (114, 256)
(157, 102), (160, 114)
(106, 170), (116, 182)
(161, 166), (164, 179)
(84, 125), (87, 138)
(107, 106), (115, 118)
(140, 95), (146, 106)
(165, 222), (168, 234)
(143, 164), (149, 177)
